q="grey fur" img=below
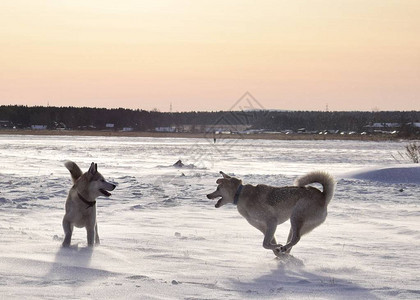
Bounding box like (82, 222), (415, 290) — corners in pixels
(62, 161), (116, 247)
(207, 171), (336, 256)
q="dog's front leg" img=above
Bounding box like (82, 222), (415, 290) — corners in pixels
(280, 218), (302, 253)
(262, 223), (282, 251)
(270, 236), (285, 257)
(86, 226), (96, 246)
(62, 219), (73, 247)
(95, 223), (100, 245)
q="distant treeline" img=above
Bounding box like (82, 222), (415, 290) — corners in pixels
(0, 105), (419, 136)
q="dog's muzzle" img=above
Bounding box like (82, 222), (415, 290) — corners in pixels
(100, 184), (116, 197)
(207, 194), (222, 208)
(214, 199), (222, 208)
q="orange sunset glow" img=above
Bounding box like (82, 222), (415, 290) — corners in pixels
(1, 1), (419, 111)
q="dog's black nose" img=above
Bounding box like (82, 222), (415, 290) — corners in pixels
(206, 194), (211, 199)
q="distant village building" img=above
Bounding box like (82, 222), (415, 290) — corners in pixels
(31, 125), (47, 130)
(78, 125), (96, 130)
(105, 123), (115, 129)
(178, 124), (251, 133)
(53, 122), (67, 130)
(0, 120), (12, 128)
(122, 127), (134, 132)
(364, 123), (400, 133)
(155, 126), (176, 133)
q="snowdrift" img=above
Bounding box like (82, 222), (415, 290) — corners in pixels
(342, 164), (420, 184)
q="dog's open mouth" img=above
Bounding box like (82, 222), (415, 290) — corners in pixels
(100, 189), (111, 197)
(214, 198), (223, 208)
(207, 193), (222, 208)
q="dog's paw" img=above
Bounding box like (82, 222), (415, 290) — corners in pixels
(273, 247), (284, 257)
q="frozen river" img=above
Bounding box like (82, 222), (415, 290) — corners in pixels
(0, 134), (419, 299)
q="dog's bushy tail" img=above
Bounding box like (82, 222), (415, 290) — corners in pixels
(295, 171), (336, 205)
(64, 161), (83, 184)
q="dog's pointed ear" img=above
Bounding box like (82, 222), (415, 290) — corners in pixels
(219, 171), (231, 179)
(216, 178), (227, 185)
(88, 162), (97, 175)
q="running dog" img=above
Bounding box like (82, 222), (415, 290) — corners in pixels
(62, 161), (116, 247)
(207, 171), (335, 256)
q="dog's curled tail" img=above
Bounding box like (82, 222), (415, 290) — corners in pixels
(295, 171), (336, 205)
(64, 161), (83, 184)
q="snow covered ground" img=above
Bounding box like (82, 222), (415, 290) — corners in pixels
(0, 135), (419, 299)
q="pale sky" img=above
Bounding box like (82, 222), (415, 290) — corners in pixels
(0, 1), (419, 112)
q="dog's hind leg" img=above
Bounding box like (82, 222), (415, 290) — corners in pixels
(62, 219), (73, 247)
(95, 224), (100, 245)
(283, 228), (295, 254)
(282, 217), (324, 253)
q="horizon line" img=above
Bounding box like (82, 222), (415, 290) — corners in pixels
(0, 104), (419, 114)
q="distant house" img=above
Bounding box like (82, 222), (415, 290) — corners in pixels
(155, 126), (176, 133)
(122, 127), (134, 132)
(364, 123), (400, 133)
(53, 122), (67, 130)
(0, 120), (12, 128)
(105, 123), (115, 129)
(31, 125), (47, 130)
(178, 124), (251, 133)
(77, 125), (96, 130)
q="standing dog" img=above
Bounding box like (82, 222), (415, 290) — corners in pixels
(207, 171), (335, 256)
(62, 161), (116, 247)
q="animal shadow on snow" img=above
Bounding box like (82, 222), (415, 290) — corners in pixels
(232, 254), (379, 299)
(43, 246), (116, 286)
